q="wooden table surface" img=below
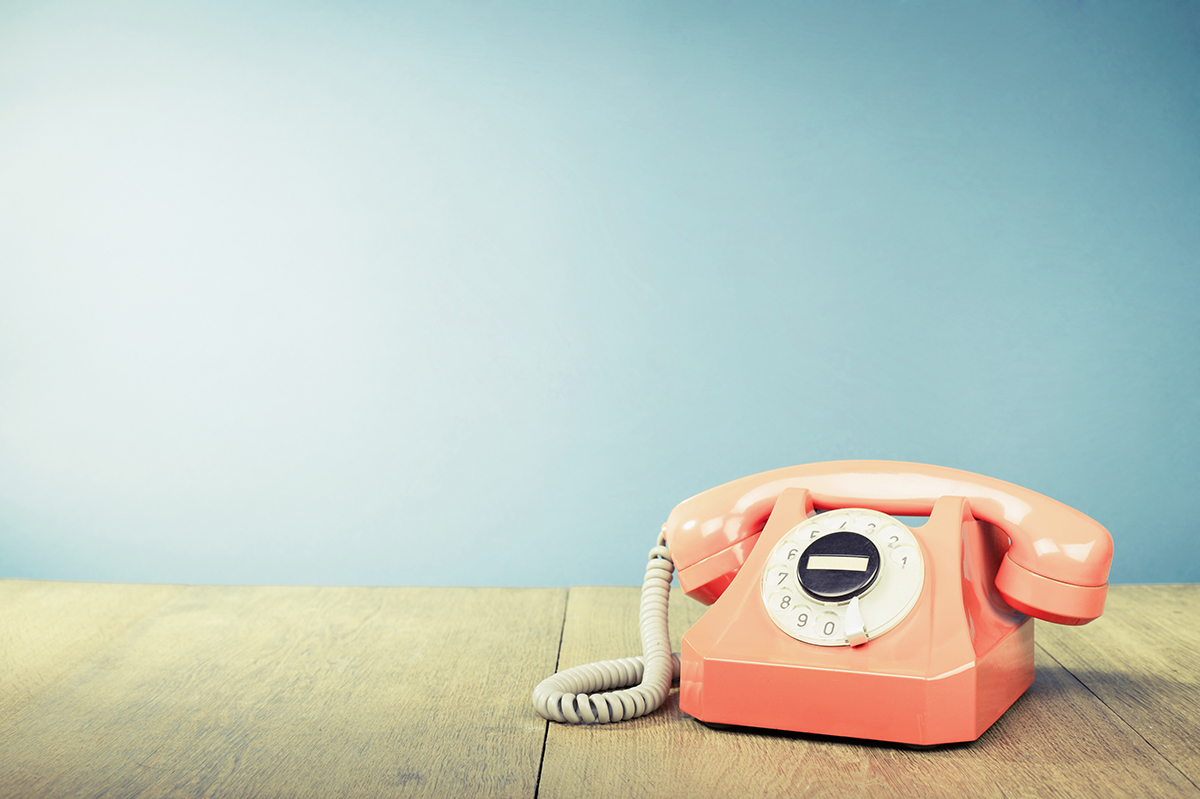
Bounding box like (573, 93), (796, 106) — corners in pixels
(0, 581), (1196, 798)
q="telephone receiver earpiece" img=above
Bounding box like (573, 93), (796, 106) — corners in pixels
(664, 460), (1113, 625)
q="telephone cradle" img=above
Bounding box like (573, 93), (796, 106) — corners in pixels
(533, 461), (1114, 746)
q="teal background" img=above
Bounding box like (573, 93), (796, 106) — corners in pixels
(1, 1), (1197, 587)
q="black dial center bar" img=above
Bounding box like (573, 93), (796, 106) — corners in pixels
(797, 531), (881, 602)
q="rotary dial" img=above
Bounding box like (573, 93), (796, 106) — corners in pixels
(760, 508), (925, 647)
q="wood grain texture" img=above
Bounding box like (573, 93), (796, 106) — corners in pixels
(3, 582), (1196, 799)
(0, 579), (186, 715)
(0, 585), (566, 799)
(539, 586), (1199, 799)
(1035, 584), (1200, 788)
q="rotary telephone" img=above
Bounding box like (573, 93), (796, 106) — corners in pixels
(533, 460), (1114, 745)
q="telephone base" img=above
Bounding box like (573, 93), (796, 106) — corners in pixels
(681, 614), (1035, 746)
(677, 489), (1038, 746)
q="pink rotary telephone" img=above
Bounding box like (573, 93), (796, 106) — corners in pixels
(534, 461), (1113, 745)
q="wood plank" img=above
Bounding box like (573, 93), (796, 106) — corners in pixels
(0, 585), (566, 799)
(1036, 584), (1200, 786)
(0, 579), (186, 715)
(540, 586), (1198, 799)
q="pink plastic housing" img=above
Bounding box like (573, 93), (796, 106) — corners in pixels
(662, 461), (1114, 745)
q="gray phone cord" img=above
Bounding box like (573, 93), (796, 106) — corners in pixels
(531, 530), (682, 724)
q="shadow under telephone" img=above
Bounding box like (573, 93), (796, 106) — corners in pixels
(532, 460), (1113, 746)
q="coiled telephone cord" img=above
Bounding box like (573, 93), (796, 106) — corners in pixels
(531, 531), (681, 724)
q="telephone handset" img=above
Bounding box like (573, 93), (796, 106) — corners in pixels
(533, 461), (1113, 745)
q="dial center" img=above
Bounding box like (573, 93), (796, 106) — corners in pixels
(797, 531), (881, 602)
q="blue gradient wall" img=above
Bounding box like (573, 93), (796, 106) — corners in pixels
(1, 1), (1197, 587)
